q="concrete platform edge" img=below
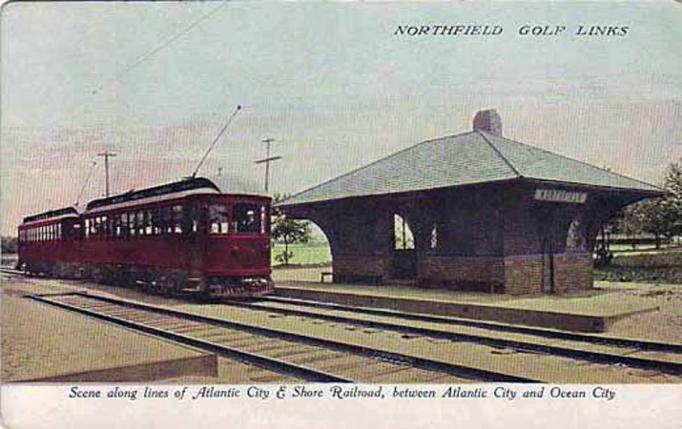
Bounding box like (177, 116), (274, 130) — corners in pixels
(10, 353), (218, 383)
(274, 286), (658, 332)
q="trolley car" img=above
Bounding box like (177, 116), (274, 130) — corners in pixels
(17, 177), (274, 298)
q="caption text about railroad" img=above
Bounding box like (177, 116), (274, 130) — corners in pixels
(68, 385), (617, 402)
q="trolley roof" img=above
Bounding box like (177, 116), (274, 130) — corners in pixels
(86, 177), (221, 211)
(84, 176), (268, 215)
(22, 206), (80, 224)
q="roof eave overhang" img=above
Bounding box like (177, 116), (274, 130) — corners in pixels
(277, 176), (664, 213)
(519, 177), (665, 197)
(276, 177), (524, 211)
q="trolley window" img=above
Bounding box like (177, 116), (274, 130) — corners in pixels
(144, 210), (153, 235)
(94, 217), (101, 237)
(159, 206), (172, 235)
(136, 211), (144, 236)
(128, 212), (136, 236)
(118, 213), (127, 237)
(260, 205), (268, 234)
(233, 203), (266, 234)
(172, 205), (183, 234)
(112, 214), (121, 237)
(209, 204), (229, 235)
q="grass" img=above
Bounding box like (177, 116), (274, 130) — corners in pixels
(593, 267), (682, 284)
(271, 243), (331, 267)
(610, 250), (682, 268)
(609, 244), (680, 255)
(595, 249), (682, 284)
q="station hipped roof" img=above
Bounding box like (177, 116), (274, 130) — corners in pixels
(278, 130), (662, 207)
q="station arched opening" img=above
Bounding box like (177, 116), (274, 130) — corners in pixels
(270, 215), (333, 283)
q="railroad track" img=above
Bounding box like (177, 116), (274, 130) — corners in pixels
(256, 296), (682, 352)
(222, 296), (682, 375)
(8, 268), (681, 381)
(27, 292), (536, 383)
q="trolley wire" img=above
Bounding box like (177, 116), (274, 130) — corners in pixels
(75, 161), (98, 206)
(91, 2), (228, 95)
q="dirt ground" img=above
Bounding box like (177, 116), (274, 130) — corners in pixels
(0, 274), (293, 383)
(595, 281), (682, 343)
(1, 294), (210, 382)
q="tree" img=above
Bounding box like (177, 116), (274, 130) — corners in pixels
(630, 198), (672, 248)
(663, 158), (682, 237)
(271, 194), (311, 266)
(608, 158), (682, 248)
(608, 206), (643, 250)
(1, 236), (18, 254)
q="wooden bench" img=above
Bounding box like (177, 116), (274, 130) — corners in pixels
(320, 271), (334, 283)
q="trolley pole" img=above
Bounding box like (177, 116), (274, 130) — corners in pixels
(254, 137), (282, 192)
(97, 150), (117, 197)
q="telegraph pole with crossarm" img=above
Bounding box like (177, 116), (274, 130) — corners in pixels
(97, 150), (117, 197)
(254, 137), (282, 192)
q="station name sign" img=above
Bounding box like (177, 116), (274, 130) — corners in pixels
(534, 188), (588, 204)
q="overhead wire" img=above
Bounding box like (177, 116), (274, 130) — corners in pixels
(75, 161), (98, 206)
(91, 2), (228, 95)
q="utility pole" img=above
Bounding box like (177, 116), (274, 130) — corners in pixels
(97, 150), (117, 197)
(254, 137), (282, 192)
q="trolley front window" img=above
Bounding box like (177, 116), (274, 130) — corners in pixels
(233, 203), (267, 234)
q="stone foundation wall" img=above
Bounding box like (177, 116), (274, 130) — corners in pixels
(417, 255), (505, 290)
(503, 255), (546, 294)
(331, 251), (593, 294)
(333, 253), (390, 283)
(553, 252), (594, 293)
(503, 252), (593, 294)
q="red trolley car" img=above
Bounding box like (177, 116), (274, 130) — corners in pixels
(17, 177), (274, 298)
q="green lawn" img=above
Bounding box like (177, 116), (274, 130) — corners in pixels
(271, 243), (331, 267)
(595, 249), (682, 284)
(610, 244), (679, 254)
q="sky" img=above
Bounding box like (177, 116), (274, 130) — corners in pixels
(1, 1), (681, 235)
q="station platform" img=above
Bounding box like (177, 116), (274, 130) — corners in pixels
(1, 295), (217, 382)
(273, 278), (660, 333)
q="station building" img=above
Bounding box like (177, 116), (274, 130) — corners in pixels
(277, 110), (663, 294)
